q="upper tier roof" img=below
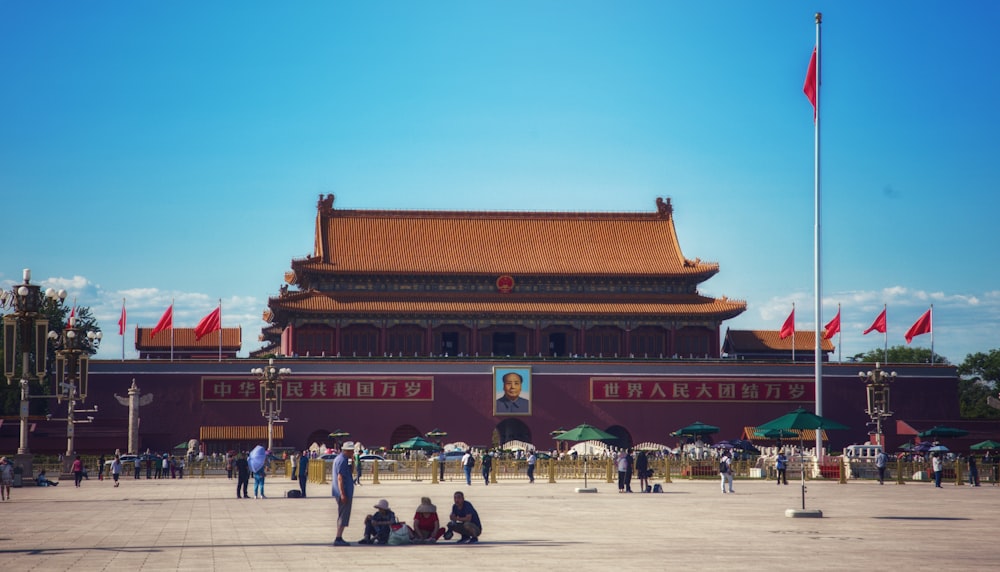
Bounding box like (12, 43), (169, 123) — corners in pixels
(292, 195), (719, 279)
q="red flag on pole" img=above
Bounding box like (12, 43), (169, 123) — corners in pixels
(823, 308), (840, 340)
(67, 304), (76, 327)
(194, 306), (222, 341)
(779, 308), (795, 339)
(150, 305), (173, 339)
(803, 47), (817, 120)
(904, 308), (932, 344)
(863, 308), (887, 335)
(118, 302), (127, 336)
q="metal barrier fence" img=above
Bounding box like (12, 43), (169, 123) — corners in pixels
(17, 454), (998, 487)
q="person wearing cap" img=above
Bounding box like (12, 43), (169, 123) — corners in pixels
(359, 499), (398, 545)
(0, 457), (13, 501)
(412, 497), (445, 542)
(331, 442), (356, 546)
(444, 491), (482, 544)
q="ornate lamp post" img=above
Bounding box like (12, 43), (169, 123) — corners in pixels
(251, 359), (290, 451)
(858, 362), (896, 447)
(48, 317), (102, 471)
(2, 268), (66, 478)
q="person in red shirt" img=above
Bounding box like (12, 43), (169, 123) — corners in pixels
(411, 496), (444, 542)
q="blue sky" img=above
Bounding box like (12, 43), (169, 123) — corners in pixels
(1, 1), (997, 364)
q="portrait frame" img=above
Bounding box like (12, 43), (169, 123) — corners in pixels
(493, 366), (532, 416)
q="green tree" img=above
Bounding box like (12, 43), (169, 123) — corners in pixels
(852, 345), (949, 365)
(957, 349), (1000, 419)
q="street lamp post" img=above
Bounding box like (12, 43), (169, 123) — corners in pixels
(2, 268), (66, 479)
(48, 318), (102, 472)
(251, 359), (290, 451)
(858, 362), (896, 447)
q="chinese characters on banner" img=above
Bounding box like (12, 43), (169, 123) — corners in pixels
(590, 377), (813, 402)
(202, 376), (434, 401)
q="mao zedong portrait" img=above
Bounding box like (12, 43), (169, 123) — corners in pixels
(495, 371), (530, 414)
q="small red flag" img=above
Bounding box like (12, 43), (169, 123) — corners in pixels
(118, 303), (127, 336)
(804, 47), (817, 120)
(823, 309), (840, 340)
(779, 308), (795, 339)
(150, 305), (173, 339)
(904, 308), (932, 344)
(194, 306), (222, 341)
(67, 305), (76, 327)
(863, 308), (887, 335)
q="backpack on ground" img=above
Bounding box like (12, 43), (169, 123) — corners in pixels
(286, 489), (302, 498)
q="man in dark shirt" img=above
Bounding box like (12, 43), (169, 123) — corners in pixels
(235, 453), (250, 499)
(444, 491), (482, 544)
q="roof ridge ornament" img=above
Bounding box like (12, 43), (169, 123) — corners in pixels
(655, 197), (672, 218)
(318, 193), (336, 215)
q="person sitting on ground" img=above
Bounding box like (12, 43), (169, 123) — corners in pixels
(411, 496), (445, 543)
(36, 470), (59, 487)
(360, 499), (398, 544)
(444, 491), (482, 544)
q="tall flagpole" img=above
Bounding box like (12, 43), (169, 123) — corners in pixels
(218, 298), (223, 363)
(121, 297), (126, 362)
(813, 12), (824, 459)
(836, 303), (841, 363)
(883, 304), (888, 364)
(930, 304), (935, 364)
(170, 297), (175, 362)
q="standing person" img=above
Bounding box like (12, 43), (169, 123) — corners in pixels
(636, 450), (650, 493)
(177, 457), (185, 479)
(719, 450), (734, 494)
(444, 491), (482, 544)
(875, 449), (888, 485)
(461, 450), (474, 486)
(616, 451), (628, 493)
(968, 454), (980, 486)
(353, 453), (363, 486)
(72, 455), (85, 487)
(526, 451), (536, 483)
(481, 451), (492, 486)
(110, 455), (123, 488)
(235, 453), (250, 499)
(438, 450), (446, 482)
(0, 457), (13, 501)
(226, 453), (234, 479)
(298, 449), (310, 497)
(145, 456), (152, 479)
(134, 456), (142, 479)
(931, 452), (943, 488)
(331, 442), (356, 546)
(776, 450), (789, 485)
(624, 448), (634, 492)
(253, 461), (267, 499)
(98, 454), (106, 481)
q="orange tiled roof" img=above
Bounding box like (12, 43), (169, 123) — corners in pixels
(137, 327), (242, 349)
(268, 290), (747, 319)
(726, 330), (834, 352)
(296, 196), (719, 278)
(200, 425), (284, 441)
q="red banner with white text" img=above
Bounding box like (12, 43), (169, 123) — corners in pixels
(202, 376), (434, 402)
(590, 377), (813, 403)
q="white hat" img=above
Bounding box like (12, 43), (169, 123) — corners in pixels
(342, 441), (355, 451)
(374, 499), (390, 510)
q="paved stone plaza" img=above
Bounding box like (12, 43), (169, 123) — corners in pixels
(0, 475), (995, 571)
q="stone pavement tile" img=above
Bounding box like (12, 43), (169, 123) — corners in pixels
(1, 476), (997, 570)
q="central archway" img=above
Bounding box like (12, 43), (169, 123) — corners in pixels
(495, 418), (532, 448)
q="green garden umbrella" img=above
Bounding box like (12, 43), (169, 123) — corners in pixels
(754, 428), (800, 440)
(757, 408), (848, 511)
(670, 421), (720, 438)
(393, 436), (439, 451)
(917, 426), (969, 439)
(970, 440), (1000, 450)
(555, 424), (617, 488)
(554, 424), (617, 443)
